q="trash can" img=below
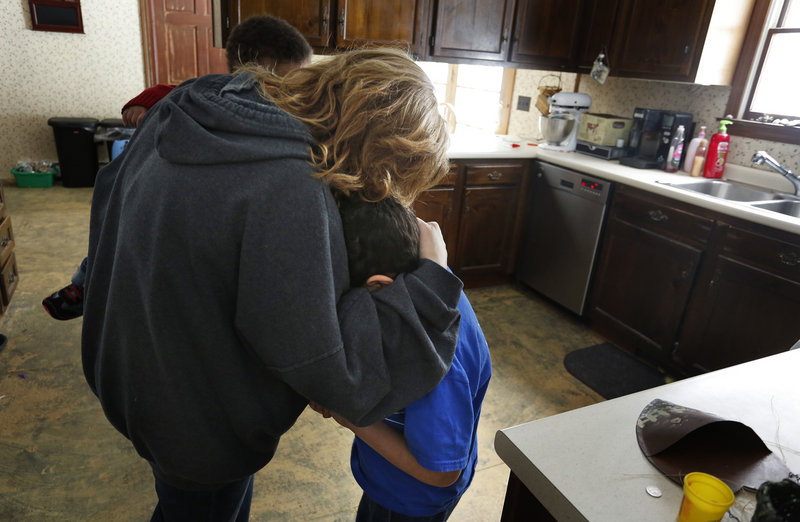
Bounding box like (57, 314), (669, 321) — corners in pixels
(47, 117), (100, 187)
(96, 118), (134, 161)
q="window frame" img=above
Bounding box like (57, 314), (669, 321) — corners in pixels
(28, 0), (84, 34)
(725, 0), (800, 144)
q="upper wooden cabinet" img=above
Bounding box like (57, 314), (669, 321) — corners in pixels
(510, 0), (583, 69)
(230, 0), (430, 55)
(430, 0), (515, 62)
(600, 0), (717, 81)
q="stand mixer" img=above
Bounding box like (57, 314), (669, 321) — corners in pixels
(539, 92), (592, 152)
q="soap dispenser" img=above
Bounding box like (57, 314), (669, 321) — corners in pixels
(703, 120), (733, 179)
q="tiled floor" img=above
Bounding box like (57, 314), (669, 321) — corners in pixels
(0, 182), (604, 521)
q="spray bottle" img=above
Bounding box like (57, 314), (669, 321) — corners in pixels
(703, 119), (733, 179)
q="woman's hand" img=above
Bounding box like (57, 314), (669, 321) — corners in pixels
(417, 218), (447, 268)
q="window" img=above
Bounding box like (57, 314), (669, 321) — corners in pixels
(726, 0), (800, 144)
(417, 61), (515, 137)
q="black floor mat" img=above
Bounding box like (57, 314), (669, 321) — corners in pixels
(564, 343), (673, 399)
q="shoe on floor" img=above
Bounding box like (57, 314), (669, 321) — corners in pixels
(42, 284), (84, 320)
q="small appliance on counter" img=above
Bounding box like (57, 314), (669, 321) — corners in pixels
(575, 113), (632, 160)
(619, 108), (693, 169)
(539, 92), (592, 152)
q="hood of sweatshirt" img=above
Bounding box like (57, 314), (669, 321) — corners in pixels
(151, 73), (314, 166)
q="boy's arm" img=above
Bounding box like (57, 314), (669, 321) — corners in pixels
(121, 84), (177, 126)
(311, 403), (462, 487)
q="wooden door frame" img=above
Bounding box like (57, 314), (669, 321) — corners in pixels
(138, 0), (157, 87)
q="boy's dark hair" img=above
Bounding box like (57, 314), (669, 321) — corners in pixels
(225, 15), (313, 72)
(338, 195), (420, 288)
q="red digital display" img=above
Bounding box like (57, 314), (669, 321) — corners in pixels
(581, 179), (603, 191)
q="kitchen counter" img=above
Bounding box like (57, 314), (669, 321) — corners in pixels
(494, 348), (800, 521)
(447, 136), (800, 236)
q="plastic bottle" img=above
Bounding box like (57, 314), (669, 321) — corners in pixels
(689, 138), (708, 177)
(664, 124), (685, 172)
(703, 119), (733, 179)
(681, 126), (707, 173)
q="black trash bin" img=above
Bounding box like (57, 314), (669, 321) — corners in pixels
(47, 117), (99, 187)
(96, 118), (134, 162)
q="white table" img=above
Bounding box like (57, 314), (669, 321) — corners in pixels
(495, 349), (800, 521)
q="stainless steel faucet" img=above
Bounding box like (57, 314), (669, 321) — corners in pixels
(752, 151), (800, 195)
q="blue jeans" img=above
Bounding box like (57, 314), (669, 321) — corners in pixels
(150, 473), (254, 522)
(355, 493), (459, 522)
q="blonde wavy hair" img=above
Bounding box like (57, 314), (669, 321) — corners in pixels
(244, 48), (450, 206)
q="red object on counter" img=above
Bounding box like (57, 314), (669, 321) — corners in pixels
(703, 119), (733, 179)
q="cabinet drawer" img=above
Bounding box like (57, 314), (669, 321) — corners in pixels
(0, 216), (15, 265)
(0, 251), (18, 310)
(465, 164), (524, 186)
(721, 226), (800, 283)
(611, 189), (714, 246)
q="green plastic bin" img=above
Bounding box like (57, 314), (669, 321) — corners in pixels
(11, 168), (55, 188)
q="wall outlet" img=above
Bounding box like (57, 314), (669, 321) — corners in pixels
(517, 96), (531, 111)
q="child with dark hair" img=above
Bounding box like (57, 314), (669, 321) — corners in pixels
(42, 15), (313, 320)
(315, 194), (493, 522)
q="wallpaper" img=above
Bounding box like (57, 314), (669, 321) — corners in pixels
(0, 0), (145, 174)
(509, 69), (800, 175)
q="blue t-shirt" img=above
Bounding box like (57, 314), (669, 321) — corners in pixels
(350, 291), (492, 516)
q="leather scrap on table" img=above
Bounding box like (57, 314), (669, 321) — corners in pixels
(636, 398), (793, 492)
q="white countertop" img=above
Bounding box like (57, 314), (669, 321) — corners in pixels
(447, 135), (800, 236)
(494, 349), (800, 522)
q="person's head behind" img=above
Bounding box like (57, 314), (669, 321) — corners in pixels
(245, 48), (450, 206)
(338, 194), (420, 288)
(225, 15), (313, 73)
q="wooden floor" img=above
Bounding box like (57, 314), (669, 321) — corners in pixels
(0, 180), (604, 521)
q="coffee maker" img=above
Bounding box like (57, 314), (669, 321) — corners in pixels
(620, 108), (693, 169)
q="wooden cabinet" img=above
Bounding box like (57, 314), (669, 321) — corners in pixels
(589, 185), (714, 370)
(430, 0), (515, 62)
(0, 184), (19, 316)
(429, 0), (585, 70)
(509, 0), (584, 70)
(674, 224), (800, 373)
(231, 0), (429, 55)
(589, 184), (800, 375)
(603, 0), (716, 82)
(413, 159), (530, 287)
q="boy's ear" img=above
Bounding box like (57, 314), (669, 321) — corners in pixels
(365, 274), (394, 290)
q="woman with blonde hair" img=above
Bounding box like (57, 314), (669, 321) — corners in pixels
(82, 48), (461, 520)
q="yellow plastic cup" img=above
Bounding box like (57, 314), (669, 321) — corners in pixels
(677, 472), (735, 522)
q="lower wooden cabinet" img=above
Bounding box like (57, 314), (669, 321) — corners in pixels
(674, 223), (800, 373)
(0, 183), (18, 316)
(413, 159), (530, 287)
(589, 184), (800, 375)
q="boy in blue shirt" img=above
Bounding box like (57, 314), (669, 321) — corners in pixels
(313, 195), (493, 521)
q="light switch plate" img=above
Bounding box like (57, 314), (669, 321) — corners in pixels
(517, 96), (531, 111)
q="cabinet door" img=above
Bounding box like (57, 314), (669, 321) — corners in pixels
(431, 0), (516, 62)
(675, 225), (800, 373)
(590, 218), (703, 367)
(413, 186), (460, 255)
(454, 163), (525, 277)
(235, 0), (334, 48)
(609, 0), (715, 81)
(339, 0), (427, 53)
(509, 0), (582, 69)
(588, 186), (714, 369)
(576, 0), (621, 68)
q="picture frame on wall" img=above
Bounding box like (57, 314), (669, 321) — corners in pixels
(29, 0), (84, 34)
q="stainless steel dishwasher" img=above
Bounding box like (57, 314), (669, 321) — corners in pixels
(517, 161), (612, 315)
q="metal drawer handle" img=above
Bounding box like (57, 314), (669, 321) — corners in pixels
(8, 273), (16, 284)
(778, 252), (799, 266)
(648, 210), (669, 222)
(0, 237), (8, 247)
(487, 171), (503, 181)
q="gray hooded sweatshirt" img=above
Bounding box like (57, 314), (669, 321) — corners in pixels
(81, 73), (462, 490)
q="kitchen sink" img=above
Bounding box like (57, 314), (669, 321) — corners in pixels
(661, 179), (786, 202)
(749, 200), (800, 218)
